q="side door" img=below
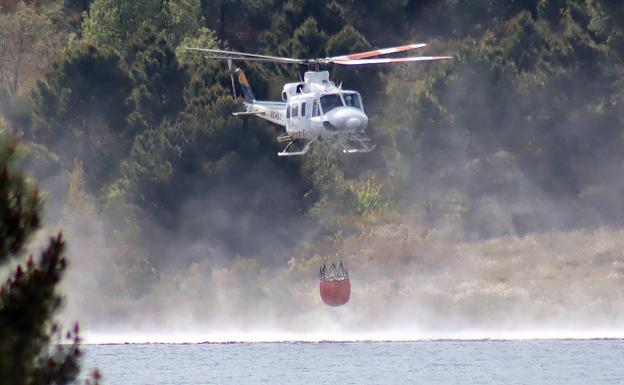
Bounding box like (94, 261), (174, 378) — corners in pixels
(299, 99), (310, 132)
(291, 101), (299, 132)
(286, 103), (291, 131)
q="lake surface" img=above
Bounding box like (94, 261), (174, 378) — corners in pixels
(83, 340), (624, 385)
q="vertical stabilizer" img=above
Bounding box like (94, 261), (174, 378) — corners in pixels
(236, 69), (256, 103)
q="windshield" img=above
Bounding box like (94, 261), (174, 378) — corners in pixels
(342, 92), (362, 110)
(320, 94), (344, 113)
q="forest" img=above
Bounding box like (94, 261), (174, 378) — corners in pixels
(1, 0), (624, 382)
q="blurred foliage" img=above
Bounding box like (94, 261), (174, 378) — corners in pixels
(0, 1), (67, 98)
(0, 134), (88, 384)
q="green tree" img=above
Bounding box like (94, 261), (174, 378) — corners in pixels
(161, 0), (202, 47)
(587, 0), (624, 57)
(125, 26), (188, 132)
(325, 25), (377, 103)
(176, 27), (236, 111)
(0, 1), (66, 98)
(81, 0), (161, 48)
(373, 0), (624, 235)
(82, 0), (202, 50)
(30, 44), (133, 192)
(262, 0), (345, 55)
(200, 0), (276, 47)
(288, 17), (328, 59)
(537, 0), (567, 26)
(0, 132), (92, 384)
(116, 97), (314, 267)
(176, 27), (219, 67)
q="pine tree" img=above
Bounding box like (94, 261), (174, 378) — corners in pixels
(161, 0), (203, 47)
(126, 25), (188, 132)
(30, 44), (133, 192)
(81, 0), (162, 48)
(0, 130), (93, 384)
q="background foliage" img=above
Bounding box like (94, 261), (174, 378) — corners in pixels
(1, 0), (623, 279)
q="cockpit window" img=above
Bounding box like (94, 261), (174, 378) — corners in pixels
(342, 92), (362, 110)
(320, 94), (343, 113)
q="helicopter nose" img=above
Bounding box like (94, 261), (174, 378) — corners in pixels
(346, 110), (368, 131)
(346, 116), (364, 130)
(327, 108), (368, 132)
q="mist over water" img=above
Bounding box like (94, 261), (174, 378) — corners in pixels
(55, 210), (624, 343)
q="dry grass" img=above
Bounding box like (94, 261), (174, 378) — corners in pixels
(62, 221), (624, 335)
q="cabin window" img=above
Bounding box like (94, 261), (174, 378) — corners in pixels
(292, 104), (298, 117)
(301, 102), (306, 117)
(320, 94), (343, 113)
(286, 104), (291, 118)
(312, 99), (318, 117)
(342, 92), (362, 110)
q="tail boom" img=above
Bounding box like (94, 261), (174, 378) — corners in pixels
(243, 101), (286, 126)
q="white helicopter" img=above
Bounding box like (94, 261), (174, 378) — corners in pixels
(183, 44), (451, 156)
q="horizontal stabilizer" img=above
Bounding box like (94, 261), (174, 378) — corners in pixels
(232, 111), (265, 116)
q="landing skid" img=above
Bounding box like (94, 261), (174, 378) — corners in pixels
(275, 133), (376, 157)
(338, 134), (376, 154)
(277, 136), (318, 157)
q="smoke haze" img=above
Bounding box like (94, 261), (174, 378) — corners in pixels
(35, 68), (624, 343)
(55, 211), (624, 342)
(13, 2), (624, 343)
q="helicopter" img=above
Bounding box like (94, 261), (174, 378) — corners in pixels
(183, 44), (451, 156)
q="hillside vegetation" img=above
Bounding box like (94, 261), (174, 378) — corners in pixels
(1, 0), (624, 332)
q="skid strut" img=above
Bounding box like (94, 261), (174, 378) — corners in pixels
(338, 134), (376, 154)
(277, 136), (318, 157)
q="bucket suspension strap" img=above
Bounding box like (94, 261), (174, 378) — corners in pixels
(319, 264), (327, 280)
(338, 262), (349, 278)
(330, 262), (338, 278)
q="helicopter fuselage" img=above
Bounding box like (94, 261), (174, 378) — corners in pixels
(238, 71), (374, 156)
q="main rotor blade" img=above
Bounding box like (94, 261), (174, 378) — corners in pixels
(331, 56), (453, 65)
(201, 55), (304, 64)
(330, 43), (427, 60)
(183, 47), (305, 64)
